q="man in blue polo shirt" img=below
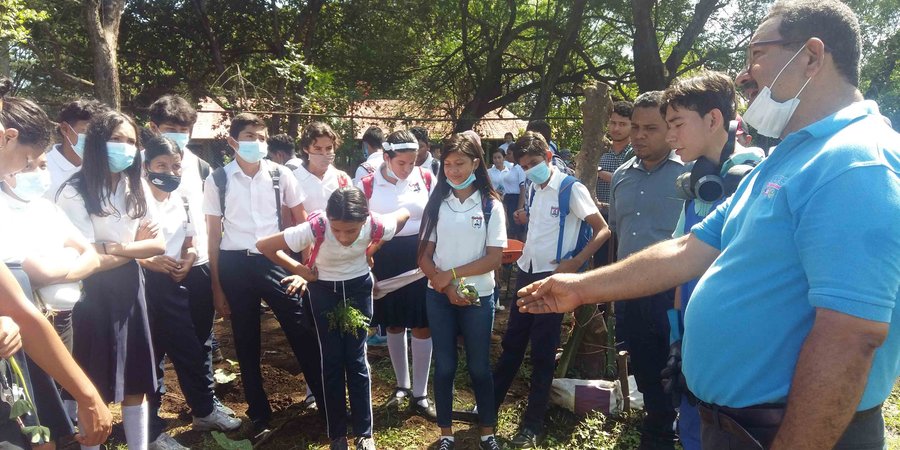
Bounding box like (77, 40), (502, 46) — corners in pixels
(513, 1), (900, 449)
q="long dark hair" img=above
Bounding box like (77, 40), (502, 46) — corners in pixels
(417, 133), (500, 261)
(67, 110), (146, 218)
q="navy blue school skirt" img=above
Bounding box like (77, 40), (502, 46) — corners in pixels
(73, 260), (157, 403)
(370, 235), (428, 329)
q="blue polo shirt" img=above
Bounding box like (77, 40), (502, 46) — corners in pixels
(682, 101), (900, 411)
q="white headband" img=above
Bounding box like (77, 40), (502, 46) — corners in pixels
(382, 141), (419, 152)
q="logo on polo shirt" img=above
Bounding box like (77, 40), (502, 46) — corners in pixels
(472, 216), (484, 229)
(762, 175), (787, 199)
(410, 182), (422, 192)
(550, 206), (560, 218)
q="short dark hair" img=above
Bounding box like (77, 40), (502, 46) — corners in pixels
(0, 78), (11, 99)
(611, 101), (634, 119)
(267, 133), (295, 157)
(299, 122), (341, 153)
(410, 126), (429, 146)
(0, 97), (55, 150)
(764, 0), (861, 86)
(229, 113), (266, 139)
(525, 120), (552, 142)
(511, 131), (549, 162)
(632, 91), (665, 113)
(504, 132), (514, 139)
(57, 99), (109, 129)
(326, 187), (369, 222)
(361, 126), (384, 149)
(148, 95), (198, 127)
(662, 71), (737, 131)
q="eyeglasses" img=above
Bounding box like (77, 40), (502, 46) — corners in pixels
(743, 38), (805, 69)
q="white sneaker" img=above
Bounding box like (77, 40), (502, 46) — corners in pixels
(192, 408), (242, 431)
(148, 433), (189, 450)
(214, 396), (236, 417)
(355, 436), (376, 450)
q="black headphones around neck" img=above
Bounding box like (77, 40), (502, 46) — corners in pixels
(675, 120), (757, 203)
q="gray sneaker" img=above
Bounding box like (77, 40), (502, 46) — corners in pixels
(214, 396), (236, 416)
(355, 436), (376, 450)
(148, 433), (189, 450)
(192, 408), (242, 431)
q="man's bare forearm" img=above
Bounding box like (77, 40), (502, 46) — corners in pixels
(572, 234), (718, 304)
(771, 309), (886, 450)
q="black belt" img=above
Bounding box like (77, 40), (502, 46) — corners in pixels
(220, 249), (265, 257)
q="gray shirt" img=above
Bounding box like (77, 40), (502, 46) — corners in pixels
(609, 151), (689, 260)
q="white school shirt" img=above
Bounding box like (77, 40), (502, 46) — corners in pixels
(353, 151), (384, 183)
(487, 166), (509, 195)
(0, 191), (84, 310)
(178, 148), (210, 266)
(292, 164), (351, 213)
(427, 191), (507, 294)
(500, 164), (526, 197)
(283, 213), (398, 282)
(284, 157), (304, 169)
(144, 184), (195, 260)
(518, 169), (598, 273)
(45, 145), (81, 202)
(357, 165), (433, 237)
(202, 160), (304, 252)
(56, 177), (144, 245)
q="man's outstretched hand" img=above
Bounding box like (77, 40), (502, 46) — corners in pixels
(516, 273), (585, 314)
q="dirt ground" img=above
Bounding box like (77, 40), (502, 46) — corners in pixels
(106, 271), (534, 449)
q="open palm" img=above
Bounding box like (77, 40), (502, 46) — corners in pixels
(516, 273), (585, 314)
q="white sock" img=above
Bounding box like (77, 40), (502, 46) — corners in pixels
(481, 434), (494, 442)
(122, 403), (149, 450)
(305, 384), (313, 398)
(387, 331), (411, 390)
(411, 336), (432, 400)
(441, 436), (455, 442)
(81, 446), (100, 450)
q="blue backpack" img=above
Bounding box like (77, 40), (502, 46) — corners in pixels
(526, 175), (593, 272)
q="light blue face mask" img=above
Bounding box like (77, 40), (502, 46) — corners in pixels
(162, 132), (190, 150)
(447, 172), (476, 190)
(525, 161), (551, 185)
(107, 142), (137, 173)
(11, 169), (51, 201)
(64, 124), (86, 158)
(237, 141), (268, 164)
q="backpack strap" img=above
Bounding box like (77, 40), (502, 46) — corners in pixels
(431, 159), (440, 176)
(180, 194), (192, 232)
(198, 158), (211, 184)
(306, 211), (328, 268)
(361, 162), (376, 174)
(285, 162), (299, 171)
(555, 175), (579, 263)
(481, 194), (494, 228)
(338, 173), (351, 189)
(362, 173), (376, 199)
(212, 167), (228, 217)
(267, 161), (284, 231)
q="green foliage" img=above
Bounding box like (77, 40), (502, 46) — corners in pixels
(211, 431), (252, 450)
(0, 0), (47, 43)
(21, 425), (51, 445)
(326, 303), (370, 335)
(8, 398), (33, 419)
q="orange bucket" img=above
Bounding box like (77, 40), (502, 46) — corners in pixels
(502, 239), (525, 264)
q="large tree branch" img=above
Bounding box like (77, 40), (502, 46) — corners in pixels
(664, 0), (724, 78)
(532, 0), (588, 119)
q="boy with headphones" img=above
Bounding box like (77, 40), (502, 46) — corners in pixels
(661, 70), (765, 450)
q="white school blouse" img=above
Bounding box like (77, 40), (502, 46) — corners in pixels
(427, 191), (507, 294)
(56, 177), (144, 245)
(358, 166), (433, 237)
(293, 164), (351, 214)
(144, 184), (195, 260)
(283, 214), (398, 282)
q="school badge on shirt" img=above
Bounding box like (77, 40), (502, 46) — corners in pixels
(471, 215), (484, 229)
(410, 182), (422, 192)
(550, 206), (560, 218)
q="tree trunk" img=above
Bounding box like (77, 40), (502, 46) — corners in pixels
(531, 0), (588, 120)
(631, 0), (667, 92)
(192, 0), (226, 76)
(84, 0), (124, 109)
(557, 81), (613, 379)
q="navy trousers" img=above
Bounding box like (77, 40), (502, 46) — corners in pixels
(492, 269), (563, 433)
(306, 274), (374, 440)
(218, 251), (325, 426)
(145, 264), (216, 438)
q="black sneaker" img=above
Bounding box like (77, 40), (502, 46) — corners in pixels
(409, 396), (437, 422)
(509, 427), (543, 449)
(383, 387), (411, 407)
(437, 437), (455, 450)
(330, 437), (349, 450)
(480, 436), (501, 450)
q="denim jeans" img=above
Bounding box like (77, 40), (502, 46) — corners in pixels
(307, 274), (374, 439)
(426, 288), (496, 428)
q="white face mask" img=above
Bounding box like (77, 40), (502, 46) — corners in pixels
(742, 46), (812, 138)
(10, 169), (51, 202)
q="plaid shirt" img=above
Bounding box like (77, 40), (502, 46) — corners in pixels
(596, 144), (632, 203)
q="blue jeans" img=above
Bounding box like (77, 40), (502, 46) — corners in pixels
(307, 275), (374, 439)
(426, 288), (496, 428)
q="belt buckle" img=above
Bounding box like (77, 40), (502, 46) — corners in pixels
(246, 249), (256, 257)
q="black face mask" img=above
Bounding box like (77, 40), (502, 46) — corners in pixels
(148, 172), (181, 193)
